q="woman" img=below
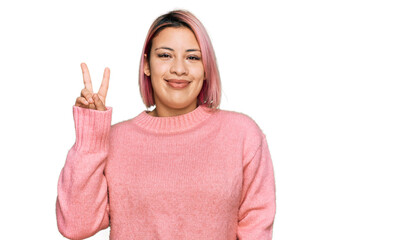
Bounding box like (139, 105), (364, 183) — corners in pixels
(56, 10), (276, 240)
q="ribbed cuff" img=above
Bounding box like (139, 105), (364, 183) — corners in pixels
(72, 105), (112, 153)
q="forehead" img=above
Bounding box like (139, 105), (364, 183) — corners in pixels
(152, 27), (200, 50)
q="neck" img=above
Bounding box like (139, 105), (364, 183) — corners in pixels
(149, 102), (198, 117)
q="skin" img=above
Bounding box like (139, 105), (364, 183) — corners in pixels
(75, 63), (109, 111)
(144, 27), (205, 117)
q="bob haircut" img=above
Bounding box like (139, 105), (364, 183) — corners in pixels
(139, 10), (221, 110)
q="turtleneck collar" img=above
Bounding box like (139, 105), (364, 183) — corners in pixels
(132, 104), (217, 134)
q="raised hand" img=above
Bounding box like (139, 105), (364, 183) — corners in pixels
(75, 63), (110, 111)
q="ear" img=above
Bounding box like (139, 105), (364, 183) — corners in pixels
(144, 53), (151, 76)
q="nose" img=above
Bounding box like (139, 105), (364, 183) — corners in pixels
(170, 58), (188, 76)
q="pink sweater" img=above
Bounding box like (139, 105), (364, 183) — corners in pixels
(56, 104), (276, 240)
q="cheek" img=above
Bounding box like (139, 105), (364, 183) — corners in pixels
(149, 58), (169, 77)
(192, 64), (205, 80)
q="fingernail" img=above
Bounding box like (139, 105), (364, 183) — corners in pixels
(89, 98), (93, 103)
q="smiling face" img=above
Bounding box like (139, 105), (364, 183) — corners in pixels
(144, 27), (205, 113)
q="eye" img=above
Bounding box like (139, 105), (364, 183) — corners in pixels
(187, 55), (201, 61)
(157, 53), (171, 58)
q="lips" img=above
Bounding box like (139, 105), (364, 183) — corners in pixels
(165, 79), (191, 89)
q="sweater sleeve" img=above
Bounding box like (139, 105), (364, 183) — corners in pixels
(56, 105), (112, 240)
(237, 134), (277, 240)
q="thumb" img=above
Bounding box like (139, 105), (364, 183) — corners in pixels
(93, 94), (106, 111)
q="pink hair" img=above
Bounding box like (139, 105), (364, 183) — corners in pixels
(138, 10), (221, 110)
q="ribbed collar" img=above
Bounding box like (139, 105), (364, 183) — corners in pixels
(132, 104), (216, 134)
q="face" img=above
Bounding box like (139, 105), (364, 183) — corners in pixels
(144, 27), (205, 111)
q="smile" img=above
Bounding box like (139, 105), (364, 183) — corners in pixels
(165, 79), (191, 89)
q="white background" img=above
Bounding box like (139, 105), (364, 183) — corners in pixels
(0, 0), (414, 239)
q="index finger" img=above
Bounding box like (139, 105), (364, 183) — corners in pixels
(81, 62), (93, 92)
(98, 67), (110, 98)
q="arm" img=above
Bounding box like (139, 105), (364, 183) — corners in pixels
(56, 105), (112, 240)
(237, 134), (277, 240)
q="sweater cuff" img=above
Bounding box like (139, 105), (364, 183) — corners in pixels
(72, 105), (112, 153)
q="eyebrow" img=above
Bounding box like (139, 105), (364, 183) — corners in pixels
(154, 47), (201, 52)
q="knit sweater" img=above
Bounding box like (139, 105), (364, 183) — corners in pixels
(56, 103), (276, 240)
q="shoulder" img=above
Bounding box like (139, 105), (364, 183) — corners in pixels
(216, 108), (263, 131)
(216, 107), (258, 125)
(108, 116), (139, 136)
(215, 108), (265, 147)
